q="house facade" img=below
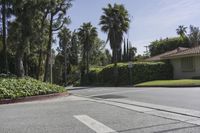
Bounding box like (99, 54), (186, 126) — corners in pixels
(146, 46), (200, 79)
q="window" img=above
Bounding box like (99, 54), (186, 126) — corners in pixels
(181, 57), (195, 72)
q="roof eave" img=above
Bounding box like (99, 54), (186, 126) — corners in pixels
(161, 53), (200, 59)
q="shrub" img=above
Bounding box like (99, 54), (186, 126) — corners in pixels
(88, 67), (102, 84)
(86, 62), (173, 86)
(0, 77), (66, 100)
(132, 62), (173, 84)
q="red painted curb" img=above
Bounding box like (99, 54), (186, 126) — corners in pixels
(0, 92), (69, 105)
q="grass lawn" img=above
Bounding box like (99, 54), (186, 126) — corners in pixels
(135, 79), (200, 87)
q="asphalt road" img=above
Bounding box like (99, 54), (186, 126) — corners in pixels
(1, 87), (200, 133)
(70, 87), (200, 110)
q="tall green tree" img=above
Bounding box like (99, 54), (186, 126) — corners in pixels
(44, 0), (72, 82)
(78, 22), (97, 77)
(176, 25), (187, 39)
(34, 2), (52, 80)
(99, 3), (130, 84)
(89, 37), (107, 66)
(70, 30), (79, 65)
(0, 0), (12, 73)
(123, 38), (127, 62)
(105, 49), (112, 64)
(126, 38), (129, 60)
(129, 46), (137, 61)
(188, 25), (200, 47)
(12, 0), (40, 77)
(58, 27), (71, 85)
(149, 37), (190, 56)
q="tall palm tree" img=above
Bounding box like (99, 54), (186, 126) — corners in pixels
(176, 25), (187, 39)
(188, 25), (200, 47)
(78, 22), (97, 77)
(99, 3), (130, 85)
(58, 27), (71, 86)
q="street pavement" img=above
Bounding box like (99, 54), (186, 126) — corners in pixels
(70, 87), (200, 110)
(1, 87), (200, 132)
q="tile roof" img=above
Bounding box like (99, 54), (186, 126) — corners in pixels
(145, 47), (188, 61)
(162, 45), (200, 59)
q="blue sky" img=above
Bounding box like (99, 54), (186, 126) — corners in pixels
(67, 0), (200, 54)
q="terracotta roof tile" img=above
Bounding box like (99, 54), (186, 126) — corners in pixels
(162, 45), (200, 59)
(145, 47), (188, 61)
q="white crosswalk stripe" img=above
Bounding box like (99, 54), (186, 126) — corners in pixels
(74, 115), (118, 133)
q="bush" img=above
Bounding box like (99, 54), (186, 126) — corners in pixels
(85, 62), (173, 86)
(132, 62), (173, 84)
(192, 76), (200, 79)
(88, 67), (102, 84)
(0, 77), (66, 100)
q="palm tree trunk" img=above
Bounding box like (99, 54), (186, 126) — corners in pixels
(86, 51), (89, 75)
(2, 0), (8, 73)
(86, 51), (89, 83)
(44, 14), (53, 82)
(81, 51), (86, 85)
(113, 48), (118, 86)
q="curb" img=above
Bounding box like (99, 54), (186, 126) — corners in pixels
(0, 92), (69, 105)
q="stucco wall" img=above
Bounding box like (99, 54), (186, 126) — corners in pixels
(171, 56), (200, 79)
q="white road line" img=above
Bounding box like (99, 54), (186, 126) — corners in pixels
(106, 99), (200, 118)
(74, 115), (117, 133)
(88, 88), (164, 97)
(73, 96), (200, 126)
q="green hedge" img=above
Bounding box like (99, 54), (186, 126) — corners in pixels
(86, 62), (173, 86)
(0, 77), (66, 100)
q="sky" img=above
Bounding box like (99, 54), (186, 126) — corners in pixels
(67, 0), (200, 55)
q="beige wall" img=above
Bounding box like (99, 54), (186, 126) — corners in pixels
(171, 56), (200, 79)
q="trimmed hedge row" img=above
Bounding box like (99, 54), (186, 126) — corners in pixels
(86, 62), (173, 85)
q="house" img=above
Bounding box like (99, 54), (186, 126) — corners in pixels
(146, 46), (200, 79)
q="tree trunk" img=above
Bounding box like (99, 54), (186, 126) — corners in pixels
(37, 16), (46, 80)
(16, 47), (25, 77)
(80, 51), (86, 85)
(111, 51), (114, 63)
(24, 53), (28, 76)
(86, 51), (89, 75)
(44, 14), (53, 82)
(86, 51), (89, 83)
(2, 0), (8, 73)
(37, 48), (42, 80)
(15, 27), (29, 77)
(64, 45), (67, 86)
(113, 48), (118, 86)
